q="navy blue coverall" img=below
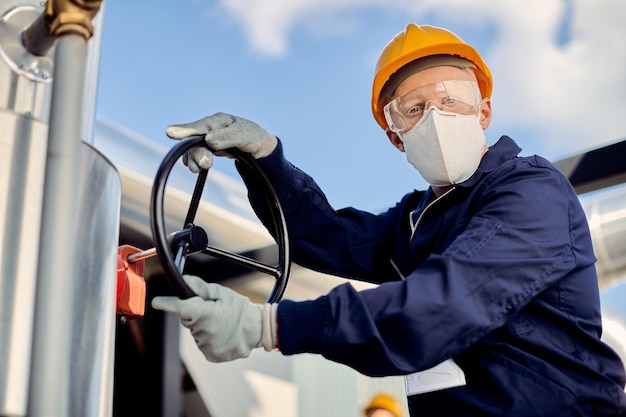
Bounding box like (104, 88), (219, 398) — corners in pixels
(240, 136), (626, 416)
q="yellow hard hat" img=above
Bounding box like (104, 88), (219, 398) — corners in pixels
(363, 393), (404, 417)
(371, 23), (493, 130)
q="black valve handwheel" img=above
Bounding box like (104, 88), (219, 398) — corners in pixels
(150, 136), (290, 302)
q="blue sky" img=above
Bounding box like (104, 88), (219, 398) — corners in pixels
(95, 0), (626, 212)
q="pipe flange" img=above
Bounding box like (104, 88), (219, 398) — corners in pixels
(0, 5), (54, 83)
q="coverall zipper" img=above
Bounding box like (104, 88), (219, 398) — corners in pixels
(409, 187), (456, 240)
(390, 187), (457, 280)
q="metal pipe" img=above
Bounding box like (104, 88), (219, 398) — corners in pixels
(126, 247), (157, 264)
(24, 2), (104, 414)
(27, 33), (88, 417)
(20, 12), (56, 57)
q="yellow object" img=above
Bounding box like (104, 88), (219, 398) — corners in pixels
(44, 0), (103, 38)
(363, 393), (404, 417)
(371, 23), (492, 130)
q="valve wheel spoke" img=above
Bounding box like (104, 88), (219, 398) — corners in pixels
(150, 136), (290, 302)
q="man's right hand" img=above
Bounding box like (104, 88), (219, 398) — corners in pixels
(166, 112), (278, 173)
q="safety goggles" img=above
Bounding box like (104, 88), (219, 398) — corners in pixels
(383, 80), (482, 134)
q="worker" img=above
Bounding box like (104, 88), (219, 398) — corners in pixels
(363, 393), (404, 417)
(152, 23), (626, 416)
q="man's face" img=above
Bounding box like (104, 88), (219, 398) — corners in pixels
(384, 65), (492, 151)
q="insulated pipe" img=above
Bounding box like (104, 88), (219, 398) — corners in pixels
(27, 1), (102, 415)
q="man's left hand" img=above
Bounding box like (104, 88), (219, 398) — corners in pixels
(151, 275), (278, 362)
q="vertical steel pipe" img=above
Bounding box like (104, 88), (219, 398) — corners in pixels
(28, 33), (87, 417)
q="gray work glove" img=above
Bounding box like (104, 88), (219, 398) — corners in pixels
(151, 275), (278, 362)
(166, 112), (278, 173)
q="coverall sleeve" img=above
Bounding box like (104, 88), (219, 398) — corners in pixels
(244, 143), (589, 377)
(237, 140), (413, 283)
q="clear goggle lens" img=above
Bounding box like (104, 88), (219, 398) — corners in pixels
(383, 80), (482, 134)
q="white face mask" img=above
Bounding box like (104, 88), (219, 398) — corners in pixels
(399, 108), (487, 187)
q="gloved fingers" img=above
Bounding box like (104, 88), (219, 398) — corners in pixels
(183, 147), (214, 173)
(182, 275), (228, 301)
(152, 295), (207, 326)
(166, 113), (236, 143)
(167, 113), (277, 159)
(151, 295), (185, 314)
(166, 120), (206, 140)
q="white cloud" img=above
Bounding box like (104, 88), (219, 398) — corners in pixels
(214, 0), (625, 155)
(480, 0), (626, 155)
(217, 0), (381, 56)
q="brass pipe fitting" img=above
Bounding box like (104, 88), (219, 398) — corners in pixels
(43, 0), (102, 39)
(22, 0), (103, 56)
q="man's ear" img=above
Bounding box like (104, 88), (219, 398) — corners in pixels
(386, 129), (405, 152)
(479, 98), (492, 130)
